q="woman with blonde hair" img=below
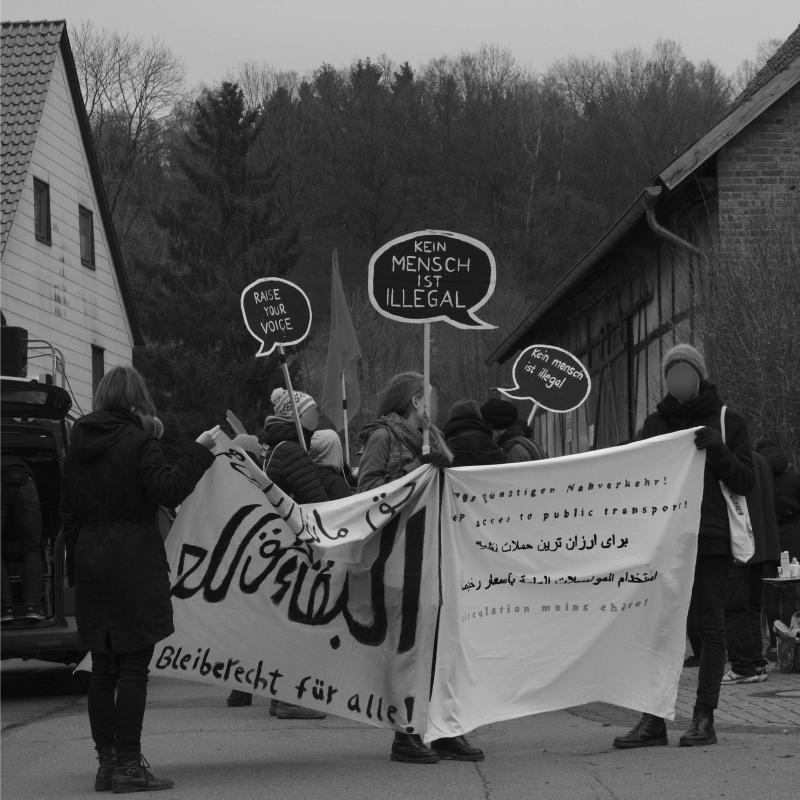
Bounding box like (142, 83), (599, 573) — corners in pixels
(61, 365), (217, 792)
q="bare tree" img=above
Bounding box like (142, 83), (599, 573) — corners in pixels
(71, 20), (186, 217)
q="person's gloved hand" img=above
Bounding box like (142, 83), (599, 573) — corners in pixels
(420, 451), (452, 469)
(694, 427), (724, 452)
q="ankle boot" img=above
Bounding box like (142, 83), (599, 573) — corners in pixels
(94, 746), (115, 792)
(390, 732), (440, 763)
(612, 712), (668, 748)
(112, 754), (174, 793)
(679, 705), (717, 746)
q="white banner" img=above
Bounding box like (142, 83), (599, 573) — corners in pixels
(153, 436), (440, 736)
(426, 430), (705, 741)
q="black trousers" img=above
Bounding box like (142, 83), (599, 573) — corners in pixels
(1, 478), (43, 608)
(687, 554), (728, 710)
(725, 562), (766, 675)
(88, 644), (155, 762)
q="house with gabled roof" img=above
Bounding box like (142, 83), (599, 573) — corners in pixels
(489, 24), (800, 456)
(1, 20), (142, 416)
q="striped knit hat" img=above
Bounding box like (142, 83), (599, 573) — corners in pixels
(270, 388), (316, 419)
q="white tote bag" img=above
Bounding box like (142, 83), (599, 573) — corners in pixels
(719, 406), (755, 564)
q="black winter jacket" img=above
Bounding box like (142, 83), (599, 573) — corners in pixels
(60, 410), (214, 653)
(262, 417), (329, 504)
(639, 382), (755, 556)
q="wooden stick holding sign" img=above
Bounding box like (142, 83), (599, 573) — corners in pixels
(368, 230), (497, 456)
(240, 276), (313, 452)
(500, 344), (591, 440)
(422, 322), (432, 454)
(277, 347), (309, 451)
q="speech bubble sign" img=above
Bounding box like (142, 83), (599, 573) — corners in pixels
(240, 277), (312, 357)
(368, 230), (496, 329)
(499, 344), (591, 413)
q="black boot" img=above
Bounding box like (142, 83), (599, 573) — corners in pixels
(612, 713), (668, 749)
(679, 706), (717, 747)
(432, 735), (485, 761)
(94, 746), (115, 792)
(112, 754), (174, 793)
(390, 732), (440, 763)
(226, 689), (252, 707)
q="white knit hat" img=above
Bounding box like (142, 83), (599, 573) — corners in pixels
(270, 387), (316, 418)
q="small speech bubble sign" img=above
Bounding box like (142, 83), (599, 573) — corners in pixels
(368, 230), (496, 329)
(240, 277), (312, 357)
(499, 345), (591, 413)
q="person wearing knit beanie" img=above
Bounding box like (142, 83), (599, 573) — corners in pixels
(270, 388), (319, 431)
(662, 344), (707, 381)
(480, 398), (518, 430)
(662, 344), (707, 404)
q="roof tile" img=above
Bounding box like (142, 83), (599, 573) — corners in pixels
(1, 20), (65, 253)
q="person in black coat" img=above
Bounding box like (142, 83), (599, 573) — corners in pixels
(61, 366), (215, 793)
(613, 344), (755, 751)
(756, 440), (800, 558)
(444, 399), (508, 467)
(723, 449), (781, 683)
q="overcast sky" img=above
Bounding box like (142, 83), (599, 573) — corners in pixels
(4, 0), (798, 88)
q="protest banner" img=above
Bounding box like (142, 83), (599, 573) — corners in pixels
(499, 344), (591, 424)
(152, 434), (441, 734)
(150, 430), (705, 742)
(425, 429), (705, 741)
(240, 276), (313, 449)
(368, 230), (497, 451)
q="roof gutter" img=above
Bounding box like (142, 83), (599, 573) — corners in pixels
(643, 185), (708, 263)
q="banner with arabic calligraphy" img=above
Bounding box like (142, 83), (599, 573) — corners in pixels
(152, 435), (441, 736)
(425, 429), (705, 741)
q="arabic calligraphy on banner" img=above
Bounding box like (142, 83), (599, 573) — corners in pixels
(427, 429), (706, 741)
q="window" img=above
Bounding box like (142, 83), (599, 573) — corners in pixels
(79, 206), (95, 268)
(91, 345), (105, 396)
(33, 179), (51, 243)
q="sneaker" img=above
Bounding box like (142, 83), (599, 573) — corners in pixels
(721, 668), (767, 684)
(1, 606), (13, 623)
(22, 605), (44, 621)
(112, 754), (173, 793)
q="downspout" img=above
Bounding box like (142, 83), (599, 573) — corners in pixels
(642, 185), (707, 262)
(642, 184), (711, 369)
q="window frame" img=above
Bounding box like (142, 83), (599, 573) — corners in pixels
(33, 178), (51, 244)
(91, 344), (105, 396)
(79, 205), (95, 269)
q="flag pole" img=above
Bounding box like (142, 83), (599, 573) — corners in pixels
(422, 322), (431, 455)
(341, 371), (350, 468)
(278, 345), (307, 452)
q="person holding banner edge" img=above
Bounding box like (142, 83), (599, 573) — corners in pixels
(358, 373), (485, 764)
(613, 344), (755, 750)
(60, 366), (218, 793)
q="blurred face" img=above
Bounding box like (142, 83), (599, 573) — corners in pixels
(410, 386), (438, 428)
(665, 362), (700, 403)
(300, 406), (319, 432)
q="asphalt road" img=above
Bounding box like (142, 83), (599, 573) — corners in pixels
(2, 659), (797, 799)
